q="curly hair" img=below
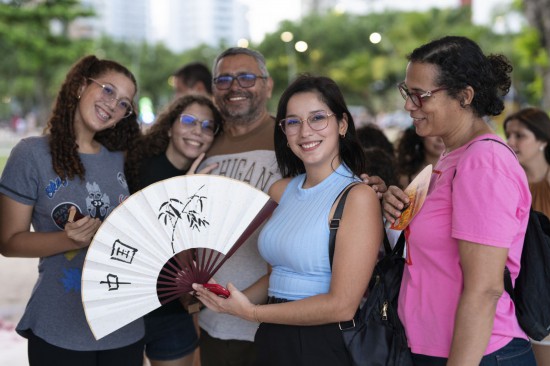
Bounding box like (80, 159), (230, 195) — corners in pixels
(408, 36), (513, 118)
(274, 74), (366, 178)
(44, 55), (140, 181)
(396, 127), (426, 180)
(504, 107), (550, 164)
(125, 94), (222, 193)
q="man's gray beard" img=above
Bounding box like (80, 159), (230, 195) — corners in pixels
(221, 105), (264, 129)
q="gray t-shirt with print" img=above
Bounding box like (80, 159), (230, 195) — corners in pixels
(0, 136), (144, 350)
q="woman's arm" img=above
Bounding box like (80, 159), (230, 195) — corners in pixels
(0, 195), (101, 258)
(194, 183), (382, 325)
(447, 240), (508, 366)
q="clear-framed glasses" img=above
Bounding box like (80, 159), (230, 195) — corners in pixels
(88, 78), (133, 118)
(213, 73), (267, 90)
(279, 110), (335, 136)
(398, 82), (447, 108)
(179, 114), (220, 136)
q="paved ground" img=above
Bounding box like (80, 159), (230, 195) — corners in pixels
(0, 255), (37, 366)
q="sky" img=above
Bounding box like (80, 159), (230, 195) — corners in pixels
(239, 0), (516, 43)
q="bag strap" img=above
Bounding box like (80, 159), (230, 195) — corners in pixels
(329, 183), (360, 268)
(463, 137), (517, 299)
(329, 183), (402, 269)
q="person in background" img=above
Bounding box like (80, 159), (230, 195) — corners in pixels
(363, 147), (399, 188)
(173, 62), (213, 97)
(382, 36), (536, 365)
(125, 94), (221, 366)
(356, 123), (395, 157)
(396, 126), (445, 188)
(193, 74), (382, 366)
(0, 55), (144, 366)
(504, 106), (550, 365)
(355, 124), (399, 187)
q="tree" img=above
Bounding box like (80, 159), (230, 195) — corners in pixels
(0, 0), (94, 124)
(258, 7), (512, 116)
(521, 0), (550, 108)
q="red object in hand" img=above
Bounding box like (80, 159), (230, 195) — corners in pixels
(202, 283), (230, 298)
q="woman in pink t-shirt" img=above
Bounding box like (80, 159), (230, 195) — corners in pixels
(383, 36), (536, 365)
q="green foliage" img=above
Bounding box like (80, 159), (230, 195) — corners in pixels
(0, 0), (94, 122)
(1, 2), (548, 124)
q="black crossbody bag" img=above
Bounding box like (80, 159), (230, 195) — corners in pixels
(329, 183), (412, 366)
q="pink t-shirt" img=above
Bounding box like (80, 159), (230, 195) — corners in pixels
(398, 134), (531, 357)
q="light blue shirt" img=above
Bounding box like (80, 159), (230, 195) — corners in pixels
(258, 164), (358, 300)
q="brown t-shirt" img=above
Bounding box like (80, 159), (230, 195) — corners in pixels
(206, 114), (276, 157)
(530, 177), (550, 219)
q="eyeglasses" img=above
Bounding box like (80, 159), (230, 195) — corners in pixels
(179, 114), (219, 136)
(398, 82), (447, 108)
(88, 78), (133, 118)
(279, 111), (335, 136)
(213, 73), (267, 90)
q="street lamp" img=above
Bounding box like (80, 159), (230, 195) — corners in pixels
(281, 31), (296, 85)
(281, 32), (308, 86)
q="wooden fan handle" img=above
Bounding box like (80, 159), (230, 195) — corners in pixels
(202, 283), (230, 298)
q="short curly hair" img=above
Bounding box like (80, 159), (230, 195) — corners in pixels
(408, 36), (512, 118)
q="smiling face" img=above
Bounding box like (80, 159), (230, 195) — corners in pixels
(212, 54), (272, 126)
(75, 71), (136, 134)
(165, 102), (216, 170)
(284, 91), (347, 176)
(505, 118), (546, 166)
(403, 62), (459, 140)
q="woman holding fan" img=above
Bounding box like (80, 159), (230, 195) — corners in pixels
(193, 74), (383, 366)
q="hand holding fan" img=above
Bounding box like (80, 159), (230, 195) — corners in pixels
(390, 164), (432, 230)
(81, 175), (277, 339)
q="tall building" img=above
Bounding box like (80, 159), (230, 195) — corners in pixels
(152, 0), (249, 53)
(70, 0), (249, 53)
(73, 0), (151, 43)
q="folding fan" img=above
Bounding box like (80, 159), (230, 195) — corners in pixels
(81, 174), (277, 340)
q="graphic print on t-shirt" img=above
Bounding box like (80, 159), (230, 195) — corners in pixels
(86, 182), (110, 221)
(61, 267), (82, 293)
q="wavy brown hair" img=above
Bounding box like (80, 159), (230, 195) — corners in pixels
(44, 55), (140, 181)
(125, 94), (222, 193)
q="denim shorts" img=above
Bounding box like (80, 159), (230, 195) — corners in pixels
(143, 312), (198, 361)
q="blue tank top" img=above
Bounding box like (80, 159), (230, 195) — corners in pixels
(258, 164), (358, 300)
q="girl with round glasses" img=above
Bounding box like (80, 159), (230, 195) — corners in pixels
(193, 75), (382, 366)
(126, 94), (222, 193)
(0, 55), (143, 365)
(383, 36), (535, 365)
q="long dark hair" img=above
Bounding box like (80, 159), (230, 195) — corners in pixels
(45, 55), (140, 180)
(274, 74), (367, 178)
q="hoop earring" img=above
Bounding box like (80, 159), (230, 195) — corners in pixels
(287, 142), (290, 148)
(340, 133), (346, 139)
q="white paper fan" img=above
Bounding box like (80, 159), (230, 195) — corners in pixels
(81, 174), (277, 340)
